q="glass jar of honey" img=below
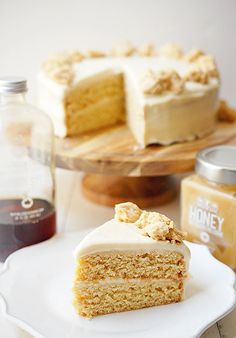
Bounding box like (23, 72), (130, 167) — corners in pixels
(181, 145), (236, 270)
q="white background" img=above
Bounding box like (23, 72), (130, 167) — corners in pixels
(1, 1), (236, 337)
(0, 0), (236, 104)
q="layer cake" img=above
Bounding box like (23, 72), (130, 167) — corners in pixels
(73, 202), (190, 317)
(38, 43), (220, 147)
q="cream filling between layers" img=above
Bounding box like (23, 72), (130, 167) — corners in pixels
(75, 278), (185, 288)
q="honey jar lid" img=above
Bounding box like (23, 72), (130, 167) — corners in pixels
(196, 146), (236, 184)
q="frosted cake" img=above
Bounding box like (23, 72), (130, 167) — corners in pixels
(38, 42), (220, 147)
(73, 202), (190, 317)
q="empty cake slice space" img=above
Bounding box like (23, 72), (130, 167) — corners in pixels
(73, 202), (190, 317)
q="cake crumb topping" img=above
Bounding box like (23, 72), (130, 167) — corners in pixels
(42, 43), (219, 88)
(195, 55), (219, 78)
(67, 50), (85, 63)
(87, 50), (106, 58)
(184, 66), (209, 84)
(136, 211), (186, 243)
(42, 52), (84, 85)
(158, 43), (183, 59)
(138, 44), (156, 57)
(141, 69), (184, 95)
(115, 202), (186, 243)
(111, 41), (136, 57)
(183, 48), (205, 63)
(115, 202), (142, 223)
(218, 100), (236, 122)
(43, 55), (74, 85)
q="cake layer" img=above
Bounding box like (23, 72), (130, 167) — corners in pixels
(65, 96), (124, 135)
(64, 72), (124, 111)
(73, 279), (183, 317)
(76, 251), (186, 281)
(64, 72), (124, 136)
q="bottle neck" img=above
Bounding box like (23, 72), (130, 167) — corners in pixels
(0, 92), (26, 104)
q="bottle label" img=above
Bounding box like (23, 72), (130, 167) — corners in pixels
(10, 198), (46, 225)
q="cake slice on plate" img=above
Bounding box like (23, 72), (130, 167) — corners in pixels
(73, 202), (190, 318)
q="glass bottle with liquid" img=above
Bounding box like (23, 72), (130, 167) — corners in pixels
(0, 77), (56, 262)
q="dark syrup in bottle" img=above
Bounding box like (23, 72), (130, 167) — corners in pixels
(0, 198), (56, 262)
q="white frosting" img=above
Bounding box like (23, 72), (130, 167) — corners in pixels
(37, 55), (220, 145)
(74, 219), (191, 265)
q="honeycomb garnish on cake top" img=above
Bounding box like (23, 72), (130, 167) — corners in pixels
(42, 52), (77, 85)
(138, 43), (156, 57)
(114, 201), (142, 223)
(66, 50), (85, 63)
(158, 42), (183, 59)
(141, 69), (184, 95)
(184, 65), (209, 84)
(195, 55), (219, 78)
(111, 41), (136, 56)
(136, 211), (187, 243)
(115, 202), (186, 243)
(87, 50), (106, 58)
(73, 202), (190, 317)
(183, 48), (205, 63)
(38, 42), (220, 146)
(43, 59), (74, 85)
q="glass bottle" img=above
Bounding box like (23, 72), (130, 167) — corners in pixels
(0, 77), (56, 262)
(181, 146), (236, 270)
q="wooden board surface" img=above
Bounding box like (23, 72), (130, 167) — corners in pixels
(55, 122), (236, 176)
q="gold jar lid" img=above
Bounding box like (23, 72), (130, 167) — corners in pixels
(196, 146), (236, 184)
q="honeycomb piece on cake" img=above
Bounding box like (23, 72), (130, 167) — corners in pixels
(135, 209), (186, 243)
(196, 55), (219, 78)
(138, 44), (156, 57)
(184, 66), (209, 84)
(141, 69), (184, 95)
(67, 50), (85, 63)
(87, 50), (106, 58)
(183, 48), (205, 63)
(159, 43), (183, 59)
(114, 202), (142, 223)
(111, 41), (136, 57)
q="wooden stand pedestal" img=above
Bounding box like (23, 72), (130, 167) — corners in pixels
(82, 174), (177, 208)
(55, 121), (236, 207)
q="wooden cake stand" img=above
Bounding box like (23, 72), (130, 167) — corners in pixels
(55, 122), (236, 207)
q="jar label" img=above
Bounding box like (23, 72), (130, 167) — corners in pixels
(181, 176), (236, 270)
(189, 197), (224, 238)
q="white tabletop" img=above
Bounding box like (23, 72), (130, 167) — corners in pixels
(0, 168), (235, 338)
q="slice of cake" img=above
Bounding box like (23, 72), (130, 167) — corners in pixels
(73, 202), (190, 318)
(38, 42), (220, 147)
